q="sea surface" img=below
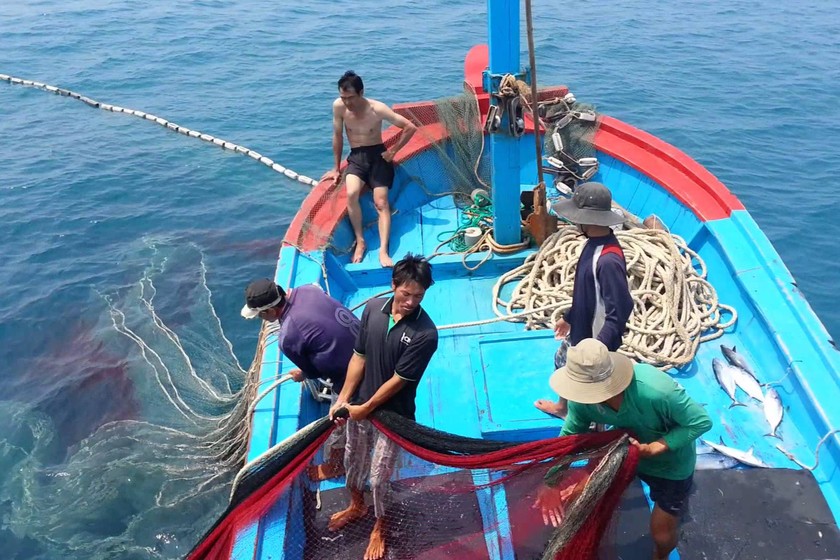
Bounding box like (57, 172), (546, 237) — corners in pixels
(1, 1), (838, 558)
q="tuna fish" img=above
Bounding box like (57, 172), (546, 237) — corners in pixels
(696, 440), (715, 455)
(701, 439), (770, 468)
(696, 452), (740, 470)
(712, 358), (745, 408)
(731, 365), (765, 403)
(721, 345), (755, 377)
(763, 386), (784, 438)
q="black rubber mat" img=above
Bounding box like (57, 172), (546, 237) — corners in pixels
(679, 468), (840, 559)
(608, 478), (655, 559)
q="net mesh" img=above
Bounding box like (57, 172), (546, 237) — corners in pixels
(188, 411), (638, 560)
(401, 91), (491, 207)
(542, 99), (599, 163)
(541, 96), (601, 190)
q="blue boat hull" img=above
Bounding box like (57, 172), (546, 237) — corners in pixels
(233, 60), (840, 559)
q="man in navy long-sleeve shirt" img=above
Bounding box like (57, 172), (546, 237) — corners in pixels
(535, 182), (633, 419)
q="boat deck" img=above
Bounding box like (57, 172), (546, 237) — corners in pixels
(330, 193), (816, 466)
(234, 114), (840, 558)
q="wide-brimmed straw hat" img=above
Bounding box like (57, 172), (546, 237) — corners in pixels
(550, 182), (624, 227)
(549, 338), (634, 404)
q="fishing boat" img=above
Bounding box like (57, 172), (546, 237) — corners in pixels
(191, 1), (840, 558)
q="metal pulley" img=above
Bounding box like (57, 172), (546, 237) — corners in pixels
(507, 96), (525, 138)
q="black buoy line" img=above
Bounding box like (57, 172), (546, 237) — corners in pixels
(1, 73), (317, 187)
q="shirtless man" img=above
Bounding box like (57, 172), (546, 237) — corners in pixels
(326, 71), (417, 267)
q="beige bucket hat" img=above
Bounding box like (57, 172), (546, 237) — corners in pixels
(549, 338), (634, 404)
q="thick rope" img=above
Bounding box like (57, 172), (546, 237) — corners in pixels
(0, 73), (317, 187)
(493, 226), (737, 370)
(776, 429), (840, 471)
(434, 228), (531, 273)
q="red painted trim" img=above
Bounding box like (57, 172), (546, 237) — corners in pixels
(464, 44), (488, 93)
(282, 178), (344, 252)
(595, 115), (744, 221)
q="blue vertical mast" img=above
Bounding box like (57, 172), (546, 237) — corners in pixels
(484, 0), (523, 246)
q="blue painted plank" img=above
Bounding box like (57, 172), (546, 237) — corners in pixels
(609, 159), (646, 214)
(419, 195), (460, 258)
(670, 208), (703, 246)
(344, 205), (422, 271)
(255, 481), (301, 560)
(426, 277), (484, 338)
(424, 334), (483, 436)
(472, 469), (516, 560)
(390, 165), (430, 214)
(247, 339), (281, 461)
(231, 523), (260, 560)
(593, 154), (619, 191)
(637, 178), (677, 226)
(397, 148), (456, 200)
(470, 330), (563, 440)
(471, 274), (524, 336)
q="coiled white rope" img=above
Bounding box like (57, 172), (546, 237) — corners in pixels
(0, 73), (317, 187)
(493, 225), (737, 370)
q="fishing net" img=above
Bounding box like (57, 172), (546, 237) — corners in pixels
(541, 95), (601, 191)
(541, 97), (599, 163)
(401, 91), (491, 207)
(187, 410), (639, 560)
(0, 241), (269, 558)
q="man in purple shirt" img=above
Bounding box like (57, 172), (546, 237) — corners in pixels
(241, 278), (360, 479)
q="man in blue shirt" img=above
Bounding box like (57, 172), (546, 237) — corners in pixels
(328, 254), (438, 560)
(535, 182), (634, 419)
(241, 278), (360, 479)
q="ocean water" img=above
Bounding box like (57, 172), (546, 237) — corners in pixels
(1, 1), (838, 558)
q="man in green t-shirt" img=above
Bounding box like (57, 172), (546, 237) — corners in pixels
(538, 338), (712, 560)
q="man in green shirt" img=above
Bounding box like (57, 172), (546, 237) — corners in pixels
(540, 338), (712, 560)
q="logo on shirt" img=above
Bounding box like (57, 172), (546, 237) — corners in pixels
(334, 308), (361, 337)
(400, 332), (412, 345)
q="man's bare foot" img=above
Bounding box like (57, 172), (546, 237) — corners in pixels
(364, 518), (386, 560)
(328, 503), (367, 532)
(307, 461), (345, 481)
(534, 399), (567, 419)
(351, 240), (366, 264)
(378, 251), (393, 268)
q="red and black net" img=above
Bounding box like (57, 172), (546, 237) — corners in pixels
(187, 410), (638, 560)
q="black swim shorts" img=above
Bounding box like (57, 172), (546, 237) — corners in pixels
(638, 473), (693, 517)
(345, 143), (395, 189)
